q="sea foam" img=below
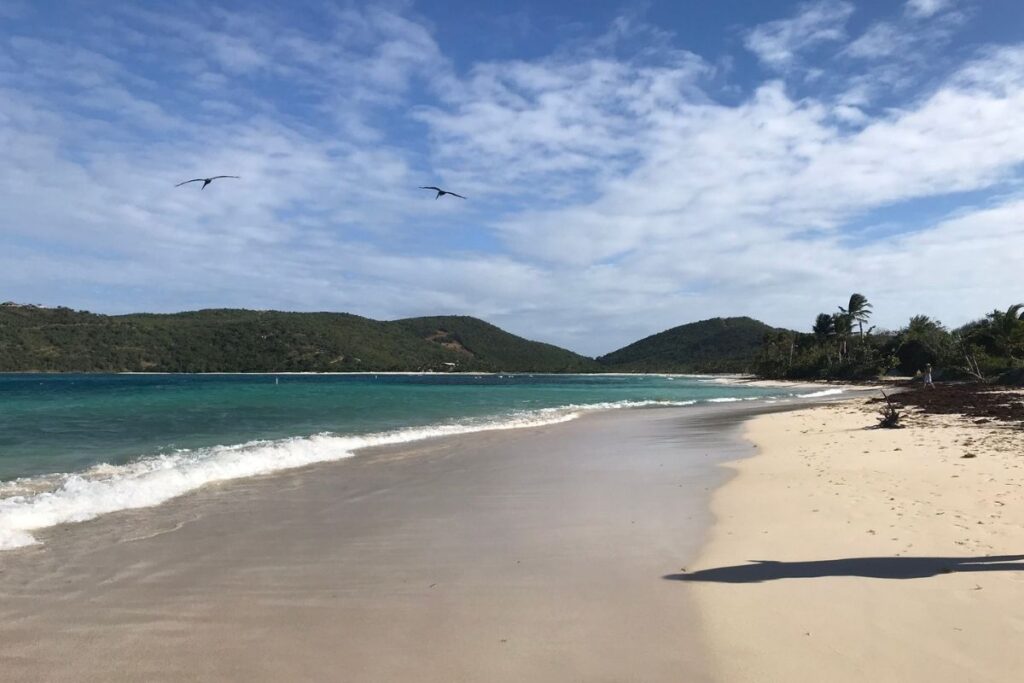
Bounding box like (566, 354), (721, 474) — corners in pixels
(796, 388), (846, 398)
(0, 399), (696, 550)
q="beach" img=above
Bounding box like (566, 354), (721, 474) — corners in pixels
(6, 387), (1017, 682)
(685, 393), (1024, 682)
(0, 402), (776, 682)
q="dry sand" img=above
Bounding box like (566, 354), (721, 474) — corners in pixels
(0, 404), (765, 683)
(684, 396), (1024, 682)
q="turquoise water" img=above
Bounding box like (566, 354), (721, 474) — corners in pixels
(0, 373), (834, 549)
(0, 373), (789, 481)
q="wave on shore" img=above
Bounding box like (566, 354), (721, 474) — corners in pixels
(796, 388), (846, 398)
(0, 399), (699, 550)
(0, 383), (858, 551)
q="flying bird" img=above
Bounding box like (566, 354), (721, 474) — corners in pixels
(175, 176), (240, 190)
(420, 186), (466, 200)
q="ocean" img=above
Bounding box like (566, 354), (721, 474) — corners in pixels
(0, 373), (842, 549)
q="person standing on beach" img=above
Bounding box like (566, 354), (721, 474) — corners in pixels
(923, 363), (935, 389)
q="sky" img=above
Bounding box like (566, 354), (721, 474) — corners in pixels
(1, 0), (1023, 355)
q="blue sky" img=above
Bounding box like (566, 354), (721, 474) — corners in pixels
(2, 0), (1023, 354)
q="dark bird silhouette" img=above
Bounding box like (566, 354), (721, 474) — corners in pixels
(420, 186), (466, 200)
(175, 176), (240, 190)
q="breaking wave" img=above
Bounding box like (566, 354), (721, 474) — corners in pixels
(796, 388), (846, 398)
(0, 399), (697, 550)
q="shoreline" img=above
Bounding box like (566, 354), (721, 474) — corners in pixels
(684, 394), (1024, 682)
(0, 385), (858, 552)
(0, 401), (780, 681)
(3, 370), (872, 382)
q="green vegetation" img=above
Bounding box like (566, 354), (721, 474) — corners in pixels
(753, 294), (1024, 384)
(0, 305), (782, 374)
(392, 315), (599, 373)
(755, 293), (894, 380)
(597, 317), (783, 373)
(0, 305), (599, 373)
(9, 298), (1015, 379)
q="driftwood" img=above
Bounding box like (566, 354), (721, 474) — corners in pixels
(877, 390), (904, 429)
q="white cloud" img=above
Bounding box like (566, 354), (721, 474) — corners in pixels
(420, 41), (1024, 351)
(845, 22), (903, 59)
(417, 50), (710, 200)
(905, 0), (955, 19)
(744, 0), (854, 69)
(833, 103), (868, 124)
(1, 5), (1022, 356)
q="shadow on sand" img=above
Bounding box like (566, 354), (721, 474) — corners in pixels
(664, 555), (1024, 583)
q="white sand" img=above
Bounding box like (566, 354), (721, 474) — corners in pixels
(685, 397), (1024, 682)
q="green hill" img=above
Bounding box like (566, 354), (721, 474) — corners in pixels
(0, 304), (598, 373)
(391, 315), (600, 373)
(597, 317), (782, 373)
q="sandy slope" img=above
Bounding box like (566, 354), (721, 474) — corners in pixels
(684, 397), (1024, 682)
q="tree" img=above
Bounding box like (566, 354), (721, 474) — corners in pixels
(982, 303), (1024, 360)
(951, 331), (985, 380)
(754, 330), (798, 378)
(895, 315), (950, 375)
(840, 293), (873, 340)
(812, 313), (836, 363)
(812, 313), (836, 342)
(832, 311), (853, 361)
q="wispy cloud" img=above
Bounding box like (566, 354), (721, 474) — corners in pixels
(844, 22), (903, 59)
(905, 0), (956, 19)
(744, 0), (854, 69)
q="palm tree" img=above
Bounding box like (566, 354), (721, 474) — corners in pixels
(813, 313), (836, 342)
(898, 315), (951, 375)
(839, 293), (873, 340)
(813, 313), (836, 364)
(905, 315), (943, 340)
(832, 312), (853, 361)
(983, 303), (1024, 360)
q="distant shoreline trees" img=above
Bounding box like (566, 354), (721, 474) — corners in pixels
(754, 295), (1024, 384)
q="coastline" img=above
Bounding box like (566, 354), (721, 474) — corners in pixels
(0, 402), (770, 682)
(0, 376), (843, 552)
(684, 395), (1024, 682)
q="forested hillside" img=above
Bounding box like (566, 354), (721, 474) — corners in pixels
(0, 305), (598, 373)
(597, 317), (782, 373)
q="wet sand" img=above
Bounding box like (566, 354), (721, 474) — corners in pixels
(0, 403), (777, 682)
